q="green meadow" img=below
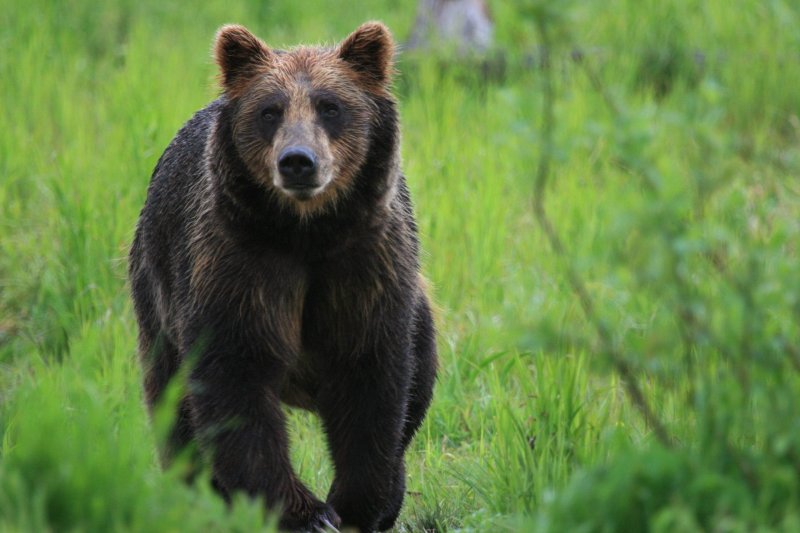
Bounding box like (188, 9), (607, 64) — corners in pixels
(2, 0), (799, 530)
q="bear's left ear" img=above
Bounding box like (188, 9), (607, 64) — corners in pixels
(337, 22), (395, 89)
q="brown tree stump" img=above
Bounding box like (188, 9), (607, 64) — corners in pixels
(406, 0), (494, 55)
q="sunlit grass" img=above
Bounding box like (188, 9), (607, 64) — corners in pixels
(1, 0), (799, 531)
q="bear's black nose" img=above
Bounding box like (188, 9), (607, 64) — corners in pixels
(278, 147), (318, 188)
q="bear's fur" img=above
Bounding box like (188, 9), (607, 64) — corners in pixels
(128, 22), (437, 532)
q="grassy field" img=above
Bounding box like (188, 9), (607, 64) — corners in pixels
(2, 0), (800, 531)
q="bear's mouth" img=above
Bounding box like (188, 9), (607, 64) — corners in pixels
(282, 183), (323, 201)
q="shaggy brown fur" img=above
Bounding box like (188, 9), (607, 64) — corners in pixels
(129, 22), (437, 532)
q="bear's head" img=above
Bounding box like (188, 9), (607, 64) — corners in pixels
(213, 22), (398, 218)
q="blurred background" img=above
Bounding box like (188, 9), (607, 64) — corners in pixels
(1, 0), (799, 531)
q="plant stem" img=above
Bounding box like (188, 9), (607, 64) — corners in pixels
(530, 16), (672, 447)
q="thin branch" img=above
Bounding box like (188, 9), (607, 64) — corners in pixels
(530, 17), (672, 447)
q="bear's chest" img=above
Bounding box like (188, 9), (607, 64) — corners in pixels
(277, 267), (387, 409)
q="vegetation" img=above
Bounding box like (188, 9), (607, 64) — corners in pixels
(1, 0), (798, 530)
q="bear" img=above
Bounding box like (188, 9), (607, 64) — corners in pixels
(128, 21), (437, 532)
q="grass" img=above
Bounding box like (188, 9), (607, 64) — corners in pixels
(2, 0), (799, 531)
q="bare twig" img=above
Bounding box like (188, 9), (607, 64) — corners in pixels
(530, 17), (672, 447)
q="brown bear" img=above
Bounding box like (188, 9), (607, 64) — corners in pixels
(128, 22), (437, 532)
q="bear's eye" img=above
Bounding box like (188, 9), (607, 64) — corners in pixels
(321, 102), (340, 119)
(261, 107), (281, 122)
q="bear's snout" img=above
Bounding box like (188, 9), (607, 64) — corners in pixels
(278, 146), (318, 192)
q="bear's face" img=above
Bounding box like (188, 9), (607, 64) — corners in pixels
(214, 23), (395, 217)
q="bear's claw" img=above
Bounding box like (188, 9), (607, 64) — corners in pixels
(314, 517), (340, 532)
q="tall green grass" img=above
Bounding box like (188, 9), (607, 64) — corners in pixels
(2, 0), (799, 531)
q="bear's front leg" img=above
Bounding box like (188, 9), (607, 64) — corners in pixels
(316, 347), (412, 532)
(187, 335), (340, 531)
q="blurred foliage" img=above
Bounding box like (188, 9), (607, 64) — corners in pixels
(525, 3), (800, 531)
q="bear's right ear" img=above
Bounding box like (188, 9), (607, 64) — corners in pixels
(214, 25), (272, 96)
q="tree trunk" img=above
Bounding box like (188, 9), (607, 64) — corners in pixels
(406, 0), (494, 55)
